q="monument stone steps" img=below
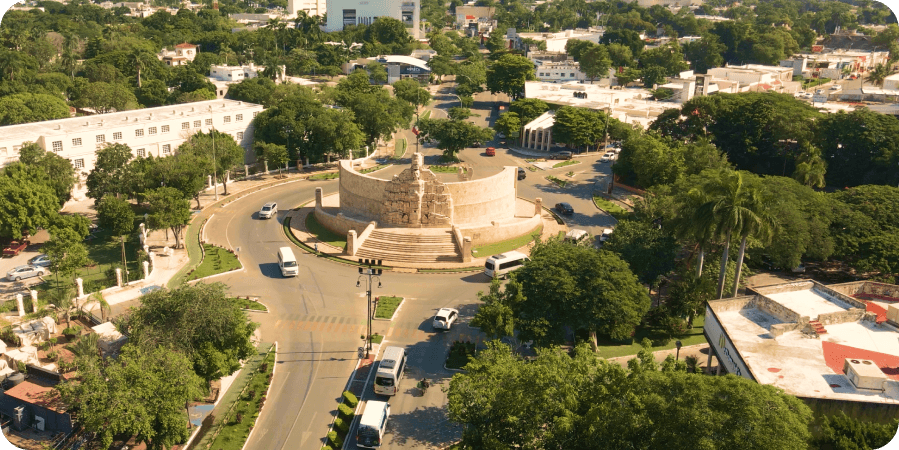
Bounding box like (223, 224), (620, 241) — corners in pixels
(357, 228), (461, 263)
(361, 240), (458, 254)
(368, 230), (454, 244)
(355, 248), (461, 264)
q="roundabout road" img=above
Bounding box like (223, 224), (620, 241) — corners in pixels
(197, 90), (618, 448)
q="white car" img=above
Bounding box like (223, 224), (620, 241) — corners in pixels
(599, 228), (614, 243)
(7, 265), (45, 282)
(433, 308), (459, 331)
(259, 202), (278, 219)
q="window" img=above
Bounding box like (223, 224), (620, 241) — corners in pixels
(52, 141), (62, 152)
(162, 144), (171, 154)
(570, 73), (575, 77)
(12, 145), (21, 154)
(194, 120), (201, 128)
(73, 158), (84, 169)
(0, 147), (7, 156)
(149, 127), (157, 135)
(236, 114), (243, 121)
(136, 148), (146, 158)
(135, 129), (144, 137)
(72, 138), (82, 147)
(113, 132), (122, 140)
(224, 116), (231, 123)
(253, 112), (259, 118)
(205, 118), (212, 126)
(162, 125), (170, 133)
(236, 132), (244, 140)
(96, 134), (105, 143)
(182, 122), (190, 130)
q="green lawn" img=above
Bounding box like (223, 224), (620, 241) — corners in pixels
(395, 138), (407, 158)
(204, 344), (276, 450)
(552, 160), (580, 169)
(304, 213), (347, 249)
(374, 296), (403, 319)
(229, 297), (268, 312)
(359, 164), (389, 175)
(545, 176), (567, 188)
(595, 315), (707, 359)
(592, 196), (632, 221)
(420, 110), (431, 120)
(471, 226), (542, 258)
(527, 166), (537, 172)
(308, 172), (339, 181)
(428, 165), (460, 173)
(186, 245), (242, 281)
(445, 341), (477, 370)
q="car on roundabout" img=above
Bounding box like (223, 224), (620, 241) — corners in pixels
(259, 202), (278, 219)
(555, 202), (574, 215)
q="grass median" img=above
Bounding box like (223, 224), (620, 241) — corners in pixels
(428, 165), (460, 173)
(186, 244), (242, 281)
(552, 160), (580, 169)
(471, 226), (542, 258)
(374, 296), (403, 319)
(395, 138), (407, 158)
(229, 297), (268, 312)
(592, 196), (632, 221)
(546, 176), (568, 188)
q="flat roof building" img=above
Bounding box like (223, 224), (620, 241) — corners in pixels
(0, 100), (264, 199)
(325, 0), (420, 39)
(705, 280), (899, 412)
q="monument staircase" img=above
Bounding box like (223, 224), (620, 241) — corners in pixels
(355, 229), (462, 264)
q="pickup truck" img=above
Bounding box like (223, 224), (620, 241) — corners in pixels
(3, 241), (28, 257)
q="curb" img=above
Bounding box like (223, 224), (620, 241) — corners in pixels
(332, 343), (381, 450)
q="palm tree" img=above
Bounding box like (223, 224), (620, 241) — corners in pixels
(86, 291), (112, 323)
(46, 286), (77, 328)
(696, 170), (770, 299)
(867, 63), (893, 87)
(729, 190), (776, 297)
(673, 189), (715, 278)
(69, 332), (100, 360)
(131, 49), (156, 89)
(793, 143), (827, 189)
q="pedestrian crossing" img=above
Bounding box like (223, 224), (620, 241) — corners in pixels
(271, 314), (485, 343)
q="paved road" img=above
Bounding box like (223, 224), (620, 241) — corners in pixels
(197, 86), (617, 449)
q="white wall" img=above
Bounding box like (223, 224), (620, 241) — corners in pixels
(325, 0), (419, 38)
(704, 305), (755, 380)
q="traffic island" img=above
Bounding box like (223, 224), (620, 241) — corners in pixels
(373, 296), (404, 321)
(445, 340), (477, 371)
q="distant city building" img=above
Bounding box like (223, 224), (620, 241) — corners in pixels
(344, 55), (430, 85)
(158, 43), (198, 66)
(208, 64), (286, 98)
(411, 48), (437, 61)
(532, 59), (587, 84)
(705, 280), (899, 414)
(505, 28), (603, 53)
(287, 0), (325, 18)
(0, 100), (264, 199)
(324, 0), (420, 39)
(780, 50), (890, 79)
(635, 0), (700, 7)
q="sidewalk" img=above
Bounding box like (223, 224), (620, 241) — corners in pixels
(605, 343), (717, 373)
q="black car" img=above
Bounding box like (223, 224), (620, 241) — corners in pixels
(553, 151), (573, 160)
(555, 202), (574, 215)
(517, 167), (527, 180)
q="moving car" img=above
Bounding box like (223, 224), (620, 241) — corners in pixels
(484, 251), (530, 279)
(28, 254), (52, 268)
(555, 202), (574, 215)
(517, 167), (527, 180)
(599, 228), (614, 243)
(553, 151), (573, 160)
(7, 265), (45, 282)
(259, 202), (278, 219)
(600, 151), (617, 162)
(485, 147), (496, 156)
(433, 308), (459, 331)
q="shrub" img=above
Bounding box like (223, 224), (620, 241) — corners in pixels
(49, 337), (57, 346)
(321, 445), (333, 450)
(342, 390), (358, 408)
(327, 430), (342, 448)
(334, 417), (349, 433)
(62, 326), (80, 338)
(16, 361), (26, 373)
(338, 403), (354, 419)
(234, 413), (243, 424)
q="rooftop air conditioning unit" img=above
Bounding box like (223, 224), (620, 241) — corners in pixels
(887, 304), (899, 325)
(34, 415), (44, 431)
(843, 358), (888, 391)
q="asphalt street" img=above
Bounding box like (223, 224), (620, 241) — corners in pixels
(189, 85), (618, 449)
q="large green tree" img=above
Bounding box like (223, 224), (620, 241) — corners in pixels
(417, 116), (494, 160)
(123, 282), (257, 384)
(602, 219), (679, 289)
(86, 143), (134, 203)
(145, 187), (191, 249)
(392, 78), (431, 110)
(15, 143), (78, 206)
(486, 54), (535, 100)
(0, 92), (70, 125)
(0, 176), (60, 240)
(177, 130), (245, 195)
(96, 195), (135, 282)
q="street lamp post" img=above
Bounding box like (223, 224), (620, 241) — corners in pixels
(675, 340), (683, 361)
(356, 259), (383, 359)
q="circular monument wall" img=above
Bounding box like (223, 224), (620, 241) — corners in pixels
(335, 158), (517, 227)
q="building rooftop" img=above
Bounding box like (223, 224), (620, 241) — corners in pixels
(0, 99), (263, 143)
(376, 55), (430, 71)
(707, 280), (899, 405)
(5, 380), (67, 413)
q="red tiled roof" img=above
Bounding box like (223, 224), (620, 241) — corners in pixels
(466, 15), (475, 19)
(865, 301), (888, 324)
(853, 293), (899, 302)
(4, 381), (68, 413)
(822, 341), (899, 381)
(175, 43), (197, 48)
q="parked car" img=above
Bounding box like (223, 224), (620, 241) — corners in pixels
(485, 147), (496, 156)
(599, 228), (614, 243)
(2, 240), (28, 257)
(496, 132), (506, 139)
(7, 265), (45, 282)
(259, 202), (278, 219)
(28, 254), (52, 268)
(554, 151), (573, 160)
(829, 85), (841, 90)
(433, 308), (459, 331)
(517, 167), (527, 180)
(472, 142), (481, 148)
(555, 202), (574, 215)
(564, 229), (591, 246)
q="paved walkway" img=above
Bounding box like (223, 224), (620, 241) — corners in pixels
(605, 343), (718, 373)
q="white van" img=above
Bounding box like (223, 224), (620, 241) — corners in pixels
(373, 346), (406, 396)
(277, 247), (298, 277)
(484, 251), (530, 279)
(356, 400), (390, 449)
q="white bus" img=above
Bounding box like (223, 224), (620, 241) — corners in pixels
(373, 346), (406, 396)
(484, 251), (530, 279)
(356, 400), (390, 449)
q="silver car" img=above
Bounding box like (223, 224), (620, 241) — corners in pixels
(259, 202), (278, 219)
(7, 265), (45, 282)
(29, 254), (52, 268)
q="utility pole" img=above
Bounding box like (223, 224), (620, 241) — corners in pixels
(357, 259), (383, 359)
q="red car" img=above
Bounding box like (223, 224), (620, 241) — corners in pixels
(485, 147), (496, 156)
(3, 240), (28, 257)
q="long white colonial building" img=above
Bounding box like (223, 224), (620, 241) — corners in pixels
(0, 100), (264, 176)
